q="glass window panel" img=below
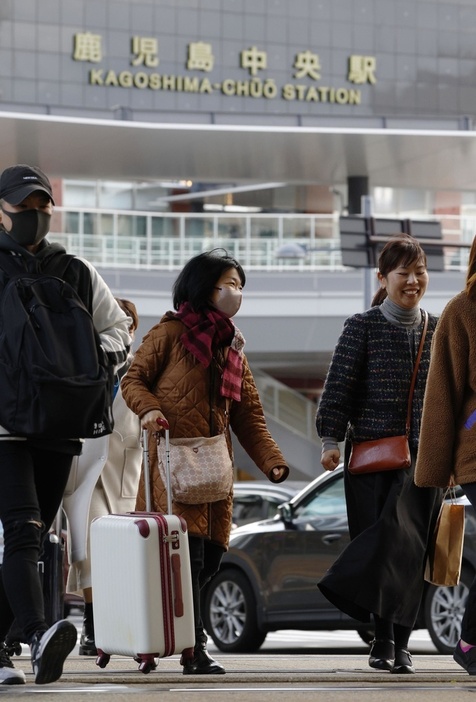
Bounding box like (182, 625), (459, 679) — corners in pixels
(314, 219), (334, 239)
(151, 217), (178, 238)
(83, 213), (95, 236)
(63, 181), (96, 208)
(283, 218), (311, 239)
(250, 217), (278, 238)
(116, 214), (147, 238)
(64, 212), (79, 234)
(184, 218), (207, 238)
(99, 214), (114, 236)
(218, 219), (245, 238)
(98, 182), (133, 210)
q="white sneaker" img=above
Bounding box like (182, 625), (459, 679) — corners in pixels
(0, 642), (26, 685)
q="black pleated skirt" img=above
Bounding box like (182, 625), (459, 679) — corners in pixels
(318, 448), (442, 628)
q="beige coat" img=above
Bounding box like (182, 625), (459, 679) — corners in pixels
(63, 386), (142, 566)
(122, 315), (289, 550)
(415, 291), (476, 488)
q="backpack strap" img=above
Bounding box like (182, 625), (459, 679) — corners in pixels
(0, 251), (28, 278)
(0, 250), (93, 315)
(39, 253), (76, 279)
(0, 250), (75, 280)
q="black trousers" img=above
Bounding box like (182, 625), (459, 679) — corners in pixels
(460, 483), (476, 644)
(0, 441), (72, 644)
(188, 535), (224, 648)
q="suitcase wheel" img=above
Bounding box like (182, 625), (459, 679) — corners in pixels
(136, 655), (158, 674)
(95, 651), (111, 669)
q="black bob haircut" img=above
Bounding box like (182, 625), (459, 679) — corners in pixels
(172, 249), (246, 312)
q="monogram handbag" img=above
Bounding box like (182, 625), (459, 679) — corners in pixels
(157, 432), (233, 505)
(348, 311), (428, 475)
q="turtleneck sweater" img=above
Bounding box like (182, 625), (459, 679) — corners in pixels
(321, 296), (422, 454)
(379, 296), (421, 328)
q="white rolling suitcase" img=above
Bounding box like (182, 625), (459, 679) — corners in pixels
(90, 420), (195, 673)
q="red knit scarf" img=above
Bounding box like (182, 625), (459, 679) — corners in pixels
(175, 302), (245, 401)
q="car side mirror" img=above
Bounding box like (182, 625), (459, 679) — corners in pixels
(278, 501), (293, 526)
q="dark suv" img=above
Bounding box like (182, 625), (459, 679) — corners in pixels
(203, 467), (476, 654)
(232, 481), (307, 528)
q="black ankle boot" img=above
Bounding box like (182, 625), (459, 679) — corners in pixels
(369, 638), (395, 671)
(391, 648), (415, 674)
(181, 642), (226, 675)
(79, 602), (97, 657)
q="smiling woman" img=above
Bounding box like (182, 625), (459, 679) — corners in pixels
(316, 233), (442, 675)
(376, 250), (429, 310)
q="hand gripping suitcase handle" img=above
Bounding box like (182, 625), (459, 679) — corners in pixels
(141, 418), (172, 515)
(155, 417), (170, 431)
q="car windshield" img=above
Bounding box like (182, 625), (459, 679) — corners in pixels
(293, 476), (346, 520)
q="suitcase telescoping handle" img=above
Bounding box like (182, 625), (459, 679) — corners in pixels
(141, 418), (172, 515)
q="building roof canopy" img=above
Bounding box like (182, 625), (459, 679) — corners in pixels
(1, 112), (475, 192)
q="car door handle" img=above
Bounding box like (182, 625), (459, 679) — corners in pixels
(322, 533), (342, 544)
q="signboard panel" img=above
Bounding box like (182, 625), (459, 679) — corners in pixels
(340, 217), (444, 271)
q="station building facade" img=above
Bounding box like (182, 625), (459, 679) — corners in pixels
(1, 0), (475, 476)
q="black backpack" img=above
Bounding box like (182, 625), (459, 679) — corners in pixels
(0, 253), (114, 439)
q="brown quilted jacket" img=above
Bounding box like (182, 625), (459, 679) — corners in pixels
(121, 314), (289, 550)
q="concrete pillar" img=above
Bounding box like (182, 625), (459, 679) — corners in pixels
(347, 176), (369, 215)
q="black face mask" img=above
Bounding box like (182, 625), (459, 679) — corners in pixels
(1, 209), (51, 247)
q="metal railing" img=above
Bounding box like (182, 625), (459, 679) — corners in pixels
(253, 369), (318, 444)
(47, 207), (475, 271)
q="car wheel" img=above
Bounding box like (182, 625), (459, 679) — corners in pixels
(423, 565), (473, 654)
(203, 569), (267, 653)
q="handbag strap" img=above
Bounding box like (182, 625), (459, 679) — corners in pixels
(209, 356), (230, 434)
(405, 310), (428, 435)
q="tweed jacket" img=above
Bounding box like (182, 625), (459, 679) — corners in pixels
(316, 306), (437, 448)
(415, 291), (476, 488)
(121, 313), (289, 550)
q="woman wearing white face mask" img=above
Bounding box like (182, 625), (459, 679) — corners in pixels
(211, 275), (243, 318)
(122, 249), (289, 676)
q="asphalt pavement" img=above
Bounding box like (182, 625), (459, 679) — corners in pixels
(4, 647), (476, 702)
(7, 642), (472, 686)
(6, 625), (476, 699)
(55, 649), (470, 684)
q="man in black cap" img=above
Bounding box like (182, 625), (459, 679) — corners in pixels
(0, 165), (131, 685)
(0, 165), (56, 251)
(0, 164), (55, 201)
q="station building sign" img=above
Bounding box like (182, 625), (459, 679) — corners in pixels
(73, 32), (376, 106)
